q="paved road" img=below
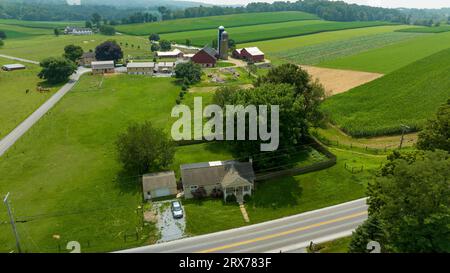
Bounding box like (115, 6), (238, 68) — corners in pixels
(0, 54), (40, 65)
(0, 67), (91, 157)
(117, 198), (368, 253)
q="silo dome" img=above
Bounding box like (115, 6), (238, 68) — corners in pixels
(221, 31), (229, 38)
(219, 26), (225, 30)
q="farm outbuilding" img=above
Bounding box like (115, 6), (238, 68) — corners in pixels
(91, 61), (115, 75)
(234, 47), (265, 63)
(78, 52), (96, 67)
(192, 46), (217, 67)
(142, 171), (178, 200)
(127, 62), (155, 75)
(2, 64), (26, 71)
(156, 49), (184, 59)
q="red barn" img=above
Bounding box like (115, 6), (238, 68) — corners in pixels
(192, 46), (217, 67)
(240, 47), (265, 63)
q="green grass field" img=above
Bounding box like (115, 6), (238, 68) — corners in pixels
(271, 32), (421, 65)
(0, 75), (185, 252)
(0, 19), (83, 29)
(396, 25), (450, 33)
(320, 31), (450, 73)
(161, 20), (394, 46)
(184, 148), (384, 235)
(0, 58), (63, 139)
(0, 23), (51, 39)
(116, 11), (319, 35)
(240, 25), (409, 65)
(321, 48), (450, 137)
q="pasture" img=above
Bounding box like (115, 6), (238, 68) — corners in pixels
(161, 20), (394, 46)
(396, 25), (450, 33)
(319, 31), (450, 73)
(0, 58), (62, 139)
(321, 48), (450, 137)
(116, 11), (319, 35)
(0, 19), (83, 29)
(0, 23), (51, 39)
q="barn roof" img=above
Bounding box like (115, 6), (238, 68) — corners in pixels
(127, 62), (155, 68)
(91, 61), (114, 69)
(243, 47), (264, 56)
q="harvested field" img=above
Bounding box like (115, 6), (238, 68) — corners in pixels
(301, 65), (383, 96)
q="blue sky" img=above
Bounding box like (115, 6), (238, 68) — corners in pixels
(190, 0), (450, 9)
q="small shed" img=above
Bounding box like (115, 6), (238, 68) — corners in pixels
(142, 171), (178, 200)
(2, 64), (26, 71)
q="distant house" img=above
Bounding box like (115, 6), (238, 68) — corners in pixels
(142, 171), (178, 200)
(2, 64), (26, 71)
(192, 46), (217, 68)
(233, 47), (265, 63)
(127, 62), (155, 75)
(64, 26), (93, 35)
(156, 62), (175, 74)
(156, 49), (184, 59)
(78, 52), (96, 67)
(181, 160), (255, 202)
(91, 61), (115, 74)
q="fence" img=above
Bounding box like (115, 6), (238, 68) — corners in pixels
(255, 137), (337, 181)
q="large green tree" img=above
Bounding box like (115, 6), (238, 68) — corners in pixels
(116, 122), (175, 175)
(159, 39), (171, 51)
(63, 44), (84, 63)
(417, 99), (450, 152)
(174, 62), (202, 84)
(255, 63), (325, 125)
(38, 57), (77, 84)
(0, 31), (6, 39)
(358, 150), (450, 253)
(99, 25), (116, 36)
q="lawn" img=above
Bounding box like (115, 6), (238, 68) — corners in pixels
(161, 20), (394, 47)
(184, 148), (385, 235)
(271, 32), (421, 66)
(116, 11), (319, 35)
(0, 19), (84, 29)
(321, 48), (450, 137)
(0, 32), (152, 62)
(0, 74), (185, 252)
(0, 58), (63, 139)
(309, 236), (352, 253)
(239, 25), (409, 65)
(0, 23), (51, 39)
(319, 31), (450, 73)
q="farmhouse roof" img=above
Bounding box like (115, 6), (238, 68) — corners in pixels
(82, 52), (95, 58)
(91, 61), (114, 69)
(127, 62), (155, 68)
(181, 160), (255, 188)
(142, 171), (177, 192)
(243, 47), (264, 56)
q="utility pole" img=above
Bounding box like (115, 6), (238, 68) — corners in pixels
(3, 193), (22, 253)
(399, 124), (410, 150)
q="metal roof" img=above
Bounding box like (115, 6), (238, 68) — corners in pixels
(2, 64), (25, 70)
(157, 49), (182, 57)
(127, 62), (155, 68)
(243, 47), (264, 56)
(91, 61), (114, 69)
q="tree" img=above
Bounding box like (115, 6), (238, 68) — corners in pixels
(416, 100), (450, 152)
(91, 13), (102, 28)
(247, 64), (257, 76)
(150, 43), (160, 52)
(116, 121), (175, 175)
(38, 57), (77, 84)
(364, 150), (450, 252)
(0, 31), (6, 39)
(0, 39), (4, 47)
(255, 63), (325, 126)
(149, 33), (160, 42)
(63, 44), (84, 62)
(174, 62), (202, 84)
(95, 40), (123, 62)
(159, 39), (171, 51)
(228, 38), (236, 50)
(85, 21), (92, 28)
(214, 83), (309, 169)
(348, 215), (385, 253)
(99, 25), (116, 36)
(185, 39), (191, 47)
(211, 39), (218, 49)
(53, 28), (60, 36)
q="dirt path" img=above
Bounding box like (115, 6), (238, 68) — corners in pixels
(300, 65), (383, 96)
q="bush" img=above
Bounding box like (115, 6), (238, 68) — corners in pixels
(181, 84), (188, 91)
(243, 194), (252, 203)
(176, 98), (181, 105)
(210, 188), (223, 199)
(191, 187), (207, 199)
(179, 91), (185, 98)
(225, 194), (237, 203)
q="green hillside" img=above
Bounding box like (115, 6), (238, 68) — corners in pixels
(115, 11), (319, 35)
(321, 48), (450, 137)
(396, 25), (450, 33)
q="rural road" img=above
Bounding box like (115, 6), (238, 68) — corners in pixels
(0, 67), (91, 157)
(0, 54), (40, 65)
(117, 198), (368, 253)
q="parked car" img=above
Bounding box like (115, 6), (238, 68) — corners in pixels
(171, 200), (183, 219)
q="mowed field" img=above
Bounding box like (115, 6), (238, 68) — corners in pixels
(396, 25), (450, 33)
(0, 23), (51, 39)
(321, 48), (450, 137)
(0, 74), (235, 252)
(0, 19), (83, 29)
(161, 20), (393, 46)
(116, 11), (319, 35)
(0, 58), (63, 139)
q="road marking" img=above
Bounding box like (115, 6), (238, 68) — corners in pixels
(197, 211), (367, 253)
